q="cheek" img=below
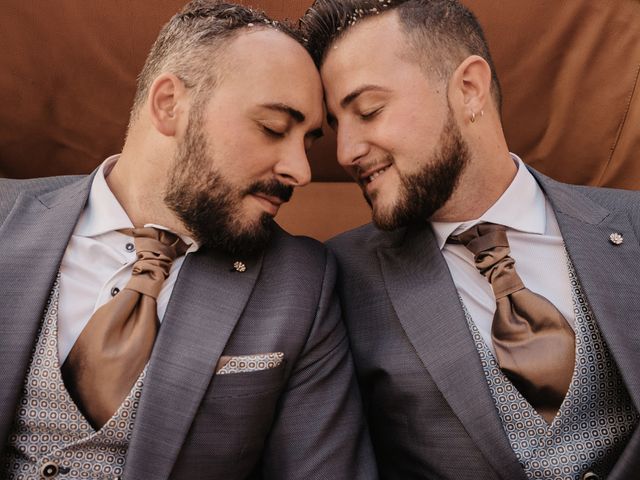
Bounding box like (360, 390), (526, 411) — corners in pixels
(213, 138), (272, 181)
(393, 120), (442, 164)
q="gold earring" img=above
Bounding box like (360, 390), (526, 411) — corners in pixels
(470, 111), (476, 123)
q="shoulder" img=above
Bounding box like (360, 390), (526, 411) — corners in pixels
(534, 170), (640, 223)
(0, 175), (85, 194)
(572, 183), (640, 211)
(269, 224), (328, 265)
(571, 184), (640, 233)
(0, 175), (84, 221)
(0, 175), (82, 198)
(327, 222), (401, 267)
(262, 224), (336, 287)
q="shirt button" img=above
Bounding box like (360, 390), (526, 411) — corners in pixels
(582, 472), (600, 480)
(41, 462), (59, 477)
(110, 287), (120, 297)
(125, 242), (135, 252)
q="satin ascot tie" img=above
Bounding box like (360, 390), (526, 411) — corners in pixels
(61, 227), (188, 429)
(449, 223), (575, 423)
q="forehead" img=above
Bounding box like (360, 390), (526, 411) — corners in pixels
(210, 28), (323, 122)
(320, 12), (430, 105)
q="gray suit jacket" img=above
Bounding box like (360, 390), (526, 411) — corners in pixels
(0, 174), (377, 480)
(328, 169), (640, 480)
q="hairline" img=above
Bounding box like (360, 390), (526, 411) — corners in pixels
(129, 24), (283, 127)
(320, 11), (452, 92)
(310, 4), (502, 111)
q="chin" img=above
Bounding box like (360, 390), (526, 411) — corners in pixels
(371, 203), (399, 231)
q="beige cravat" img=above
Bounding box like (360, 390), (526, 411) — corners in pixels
(61, 227), (188, 429)
(450, 223), (575, 423)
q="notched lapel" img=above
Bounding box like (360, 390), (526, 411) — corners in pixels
(553, 202), (640, 412)
(125, 247), (263, 480)
(534, 171), (640, 411)
(0, 176), (91, 449)
(378, 226), (526, 480)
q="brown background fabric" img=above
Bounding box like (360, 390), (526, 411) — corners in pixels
(2, 0), (639, 240)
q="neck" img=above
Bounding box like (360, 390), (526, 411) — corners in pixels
(106, 150), (188, 236)
(431, 148), (517, 223)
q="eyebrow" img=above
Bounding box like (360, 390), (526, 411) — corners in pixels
(260, 102), (323, 140)
(261, 103), (306, 123)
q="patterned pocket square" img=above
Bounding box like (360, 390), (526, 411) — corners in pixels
(216, 352), (285, 375)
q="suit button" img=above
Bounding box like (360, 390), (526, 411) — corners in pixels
(41, 462), (59, 477)
(582, 472), (600, 480)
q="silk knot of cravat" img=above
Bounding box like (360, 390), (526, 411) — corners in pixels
(451, 223), (525, 299)
(121, 228), (188, 299)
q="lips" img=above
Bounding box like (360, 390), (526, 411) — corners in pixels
(251, 193), (284, 216)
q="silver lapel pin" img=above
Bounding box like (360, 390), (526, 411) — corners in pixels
(609, 232), (624, 245)
(233, 261), (247, 272)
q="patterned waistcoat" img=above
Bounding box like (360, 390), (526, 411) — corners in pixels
(2, 278), (146, 480)
(465, 260), (639, 479)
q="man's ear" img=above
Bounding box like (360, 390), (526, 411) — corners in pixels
(449, 55), (492, 121)
(147, 73), (189, 137)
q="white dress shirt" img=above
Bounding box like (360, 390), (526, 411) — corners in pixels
(431, 154), (574, 354)
(57, 155), (198, 364)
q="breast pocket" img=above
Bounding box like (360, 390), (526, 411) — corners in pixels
(206, 361), (287, 398)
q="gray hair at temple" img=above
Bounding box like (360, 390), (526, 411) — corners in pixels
(300, 0), (502, 111)
(129, 0), (302, 123)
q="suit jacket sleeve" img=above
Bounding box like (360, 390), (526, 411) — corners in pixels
(260, 250), (378, 479)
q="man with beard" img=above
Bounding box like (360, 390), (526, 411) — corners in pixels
(302, 1), (640, 479)
(0, 2), (376, 479)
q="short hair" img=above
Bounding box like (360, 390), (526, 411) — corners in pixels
(129, 0), (302, 122)
(300, 0), (502, 110)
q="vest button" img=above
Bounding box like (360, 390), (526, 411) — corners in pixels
(40, 462), (59, 477)
(582, 472), (600, 480)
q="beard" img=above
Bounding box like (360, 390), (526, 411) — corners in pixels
(163, 112), (292, 257)
(369, 107), (470, 231)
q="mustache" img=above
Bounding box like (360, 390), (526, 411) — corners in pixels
(246, 179), (294, 203)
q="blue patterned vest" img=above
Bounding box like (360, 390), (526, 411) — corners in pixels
(464, 259), (639, 479)
(2, 277), (146, 479)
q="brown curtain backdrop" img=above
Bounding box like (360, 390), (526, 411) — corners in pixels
(1, 0), (639, 239)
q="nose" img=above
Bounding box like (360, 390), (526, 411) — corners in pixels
(273, 142), (312, 187)
(336, 123), (369, 169)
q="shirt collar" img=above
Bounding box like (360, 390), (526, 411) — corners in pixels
(74, 155), (200, 252)
(431, 153), (547, 250)
(74, 155), (134, 237)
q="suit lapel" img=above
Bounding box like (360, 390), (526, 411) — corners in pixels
(378, 226), (526, 480)
(0, 176), (91, 448)
(535, 172), (640, 412)
(124, 246), (263, 480)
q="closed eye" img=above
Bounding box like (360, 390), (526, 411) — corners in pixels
(360, 107), (383, 120)
(262, 125), (286, 138)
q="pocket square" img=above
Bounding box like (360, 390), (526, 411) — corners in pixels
(216, 352), (285, 375)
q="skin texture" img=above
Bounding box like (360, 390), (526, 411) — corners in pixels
(321, 11), (516, 225)
(106, 28), (324, 249)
